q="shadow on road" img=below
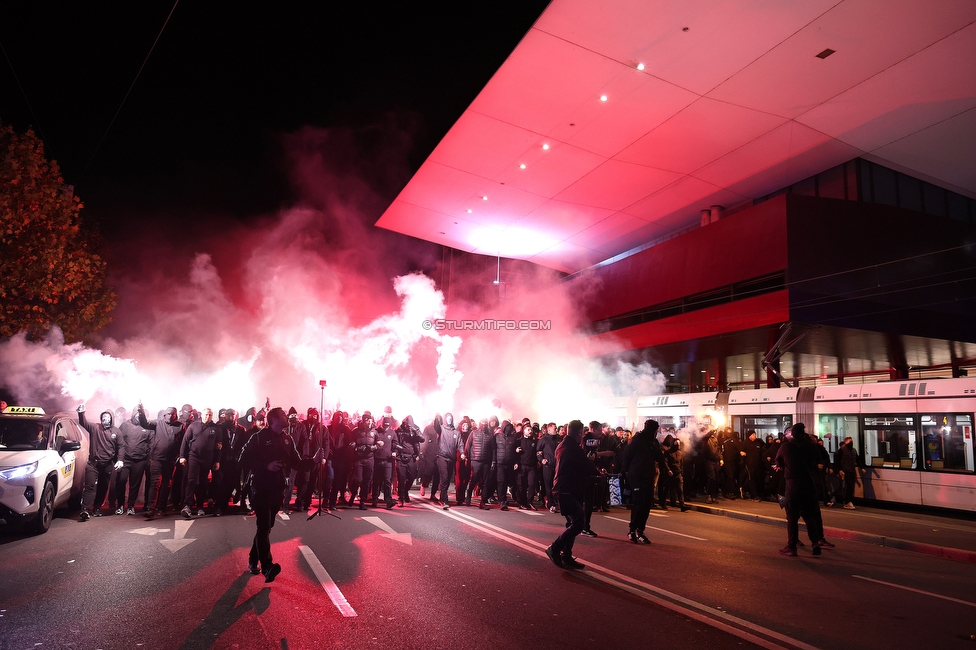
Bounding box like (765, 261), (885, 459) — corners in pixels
(178, 571), (271, 649)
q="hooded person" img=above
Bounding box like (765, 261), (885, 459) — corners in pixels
(138, 404), (184, 519)
(537, 422), (562, 512)
(492, 420), (517, 510)
(292, 407), (331, 513)
(371, 406), (399, 509)
(774, 423), (831, 556)
(395, 415), (425, 505)
(115, 406), (152, 515)
(214, 408), (247, 515)
(660, 433), (688, 511)
(435, 412), (462, 509)
(238, 406), (301, 583)
(349, 411), (379, 510)
(419, 414), (443, 498)
(328, 411), (354, 509)
(454, 417), (473, 505)
(622, 419), (663, 543)
(464, 415), (496, 508)
(77, 405), (121, 520)
(545, 420), (601, 570)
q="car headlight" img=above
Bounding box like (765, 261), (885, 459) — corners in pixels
(0, 461), (39, 481)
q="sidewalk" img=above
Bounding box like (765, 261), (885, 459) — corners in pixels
(683, 496), (976, 563)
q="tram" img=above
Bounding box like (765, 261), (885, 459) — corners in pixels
(593, 377), (976, 513)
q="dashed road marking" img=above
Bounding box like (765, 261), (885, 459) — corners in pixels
(853, 575), (976, 608)
(299, 545), (357, 617)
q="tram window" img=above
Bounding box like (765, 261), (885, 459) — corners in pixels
(817, 415), (859, 462)
(921, 414), (974, 472)
(863, 416), (916, 469)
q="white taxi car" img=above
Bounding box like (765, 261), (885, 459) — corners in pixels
(0, 406), (89, 534)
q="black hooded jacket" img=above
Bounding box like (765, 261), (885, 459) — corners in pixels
(397, 416), (424, 461)
(493, 421), (516, 466)
(119, 412), (152, 462)
(181, 418), (224, 463)
(78, 410), (120, 463)
(622, 424), (662, 490)
(437, 413), (461, 460)
(464, 419), (495, 463)
(139, 406), (184, 463)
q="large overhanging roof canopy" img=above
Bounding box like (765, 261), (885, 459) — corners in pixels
(377, 0), (976, 273)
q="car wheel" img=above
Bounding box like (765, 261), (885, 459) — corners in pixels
(31, 481), (55, 534)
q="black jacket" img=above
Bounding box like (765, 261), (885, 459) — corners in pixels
(180, 419), (223, 463)
(119, 414), (152, 462)
(139, 407), (183, 463)
(239, 427), (301, 495)
(464, 425), (495, 463)
(78, 410), (120, 463)
(622, 429), (661, 490)
(553, 435), (600, 500)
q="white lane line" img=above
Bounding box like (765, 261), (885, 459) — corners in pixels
(515, 508), (545, 516)
(852, 575), (976, 608)
(647, 510), (669, 518)
(427, 504), (812, 650)
(604, 516), (707, 541)
(299, 545), (357, 617)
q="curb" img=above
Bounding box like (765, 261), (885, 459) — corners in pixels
(687, 502), (976, 564)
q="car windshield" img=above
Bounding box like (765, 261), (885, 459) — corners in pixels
(0, 418), (51, 450)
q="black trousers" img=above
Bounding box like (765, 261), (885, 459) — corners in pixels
(330, 459), (351, 506)
(467, 460), (490, 504)
(494, 463), (511, 506)
(351, 458), (373, 505)
(551, 494), (585, 557)
(517, 465), (537, 506)
(436, 456), (455, 504)
(82, 459), (114, 513)
(170, 462), (185, 511)
(455, 458), (471, 502)
(541, 462), (555, 507)
(630, 483), (653, 534)
(397, 460), (418, 501)
(300, 460), (332, 508)
(146, 459), (174, 513)
(785, 486), (824, 548)
(182, 458), (212, 509)
(372, 459), (394, 504)
(249, 491), (281, 572)
(115, 459), (148, 510)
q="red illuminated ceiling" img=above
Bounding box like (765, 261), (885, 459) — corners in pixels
(376, 1), (976, 273)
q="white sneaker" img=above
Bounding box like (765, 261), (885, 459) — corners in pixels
(196, 509), (206, 516)
(843, 502), (855, 510)
(115, 508), (124, 515)
(126, 508), (135, 516)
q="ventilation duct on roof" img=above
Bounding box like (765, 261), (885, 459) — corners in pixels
(710, 205), (723, 223)
(701, 209), (711, 227)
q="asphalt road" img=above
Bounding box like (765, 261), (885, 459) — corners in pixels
(2, 491), (975, 650)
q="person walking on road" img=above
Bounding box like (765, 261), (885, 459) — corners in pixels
(545, 419), (601, 570)
(238, 407), (301, 583)
(835, 436), (864, 509)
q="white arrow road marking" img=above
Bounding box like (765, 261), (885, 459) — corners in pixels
(361, 516), (413, 545)
(299, 545), (357, 617)
(159, 519), (195, 553)
(126, 527), (170, 536)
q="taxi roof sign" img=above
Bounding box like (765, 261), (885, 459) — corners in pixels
(2, 406), (46, 416)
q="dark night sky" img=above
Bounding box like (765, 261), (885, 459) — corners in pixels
(0, 3), (550, 241)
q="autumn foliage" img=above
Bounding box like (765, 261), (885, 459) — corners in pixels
(0, 121), (116, 343)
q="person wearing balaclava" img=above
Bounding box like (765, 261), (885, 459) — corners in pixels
(419, 415), (442, 498)
(328, 411), (354, 509)
(138, 403), (184, 519)
(215, 408), (247, 515)
(77, 404), (121, 521)
(514, 421), (539, 510)
(774, 423), (831, 556)
(435, 412), (462, 509)
(371, 407), (399, 509)
(115, 405), (152, 516)
(293, 407), (330, 513)
(395, 415), (424, 506)
(545, 420), (601, 570)
(454, 417), (473, 505)
(464, 415), (496, 509)
(350, 411), (379, 510)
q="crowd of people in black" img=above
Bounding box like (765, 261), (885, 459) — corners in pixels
(74, 402), (861, 561)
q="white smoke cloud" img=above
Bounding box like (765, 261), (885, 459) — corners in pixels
(0, 123), (666, 425)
